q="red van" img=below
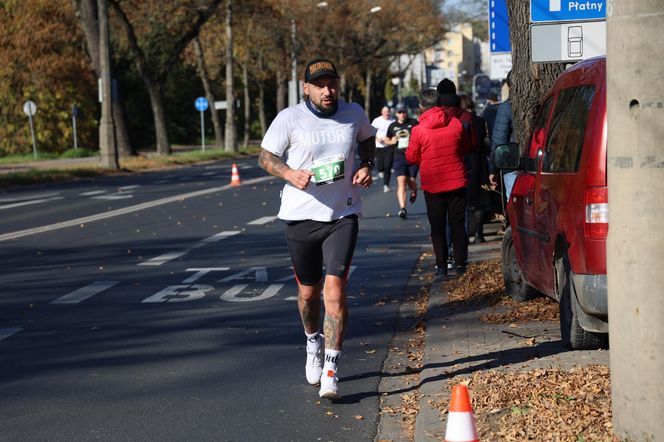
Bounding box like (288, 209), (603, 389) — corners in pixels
(494, 57), (608, 349)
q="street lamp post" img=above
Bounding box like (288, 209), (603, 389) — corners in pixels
(289, 19), (298, 107)
(391, 76), (400, 108)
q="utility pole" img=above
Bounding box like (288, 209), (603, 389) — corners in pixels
(606, 1), (664, 440)
(98, 0), (119, 169)
(224, 0), (236, 152)
(289, 18), (298, 107)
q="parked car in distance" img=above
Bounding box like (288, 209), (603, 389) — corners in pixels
(494, 56), (608, 350)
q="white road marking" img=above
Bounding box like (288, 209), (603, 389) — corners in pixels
(139, 250), (189, 266)
(219, 266), (268, 282)
(183, 268), (230, 283)
(0, 192), (60, 203)
(0, 196), (64, 210)
(79, 190), (107, 196)
(247, 216), (277, 225)
(202, 172), (217, 176)
(139, 231), (241, 266)
(93, 194), (134, 200)
(0, 175), (273, 242)
(200, 231), (241, 243)
(0, 328), (23, 341)
(119, 185), (140, 191)
(51, 281), (120, 304)
(220, 283), (283, 302)
(142, 284), (213, 303)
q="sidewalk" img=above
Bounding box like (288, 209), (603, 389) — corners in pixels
(0, 156), (101, 175)
(414, 230), (609, 441)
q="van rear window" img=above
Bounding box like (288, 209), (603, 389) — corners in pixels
(543, 86), (596, 173)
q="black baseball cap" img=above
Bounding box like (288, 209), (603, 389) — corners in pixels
(304, 58), (340, 83)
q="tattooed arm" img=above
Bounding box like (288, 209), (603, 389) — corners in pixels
(258, 148), (313, 190)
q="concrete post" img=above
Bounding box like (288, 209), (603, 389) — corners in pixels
(606, 1), (664, 440)
(98, 0), (118, 169)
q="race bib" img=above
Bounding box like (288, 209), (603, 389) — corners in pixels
(396, 129), (410, 149)
(311, 154), (345, 186)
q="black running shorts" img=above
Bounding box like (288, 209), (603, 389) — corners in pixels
(283, 215), (359, 286)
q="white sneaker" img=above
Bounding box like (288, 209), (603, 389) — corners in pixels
(305, 335), (323, 385)
(378, 171), (384, 179)
(319, 369), (340, 399)
(383, 185), (390, 193)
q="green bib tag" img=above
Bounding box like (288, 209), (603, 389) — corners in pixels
(311, 155), (345, 186)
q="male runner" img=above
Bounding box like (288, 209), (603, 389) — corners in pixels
(258, 58), (376, 400)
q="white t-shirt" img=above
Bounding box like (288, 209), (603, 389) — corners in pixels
(261, 100), (376, 222)
(371, 116), (394, 148)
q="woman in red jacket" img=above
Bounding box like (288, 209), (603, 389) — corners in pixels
(406, 88), (471, 277)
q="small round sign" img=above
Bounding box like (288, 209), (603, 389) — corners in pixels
(23, 100), (37, 117)
(195, 97), (209, 112)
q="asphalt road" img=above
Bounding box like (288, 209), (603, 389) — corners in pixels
(0, 159), (432, 441)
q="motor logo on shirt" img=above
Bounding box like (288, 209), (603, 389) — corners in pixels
(298, 128), (350, 147)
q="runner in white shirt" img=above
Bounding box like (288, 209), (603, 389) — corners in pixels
(259, 58), (375, 400)
(371, 106), (395, 192)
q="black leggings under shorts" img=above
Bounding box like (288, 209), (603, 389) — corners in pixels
(283, 215), (359, 286)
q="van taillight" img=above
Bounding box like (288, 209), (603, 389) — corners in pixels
(585, 187), (608, 239)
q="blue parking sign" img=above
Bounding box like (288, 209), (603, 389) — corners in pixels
(531, 0), (606, 23)
(489, 0), (511, 53)
(195, 97), (209, 112)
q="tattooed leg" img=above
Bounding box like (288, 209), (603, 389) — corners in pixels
(297, 280), (322, 334)
(322, 275), (348, 350)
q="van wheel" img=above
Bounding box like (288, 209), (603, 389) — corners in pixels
(501, 227), (539, 302)
(556, 255), (607, 349)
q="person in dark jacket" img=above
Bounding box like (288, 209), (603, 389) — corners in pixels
(459, 94), (491, 243)
(489, 71), (516, 199)
(481, 92), (500, 142)
(406, 88), (470, 277)
(481, 91), (504, 217)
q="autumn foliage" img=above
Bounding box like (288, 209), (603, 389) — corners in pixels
(1, 0), (449, 156)
(0, 0), (97, 155)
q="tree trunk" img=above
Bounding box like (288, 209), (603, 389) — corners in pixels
(75, 0), (133, 157)
(364, 68), (372, 117)
(145, 80), (170, 155)
(242, 63), (250, 149)
(194, 37), (223, 148)
(258, 83), (266, 137)
(257, 56), (267, 137)
(224, 0), (237, 152)
(276, 69), (286, 112)
(506, 0), (565, 152)
(113, 104), (133, 157)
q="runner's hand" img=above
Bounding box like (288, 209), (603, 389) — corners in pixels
(352, 166), (372, 188)
(286, 169), (314, 190)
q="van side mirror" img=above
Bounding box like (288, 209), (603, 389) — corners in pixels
(494, 142), (522, 170)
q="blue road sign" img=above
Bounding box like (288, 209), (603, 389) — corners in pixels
(531, 0), (606, 23)
(195, 96), (209, 112)
(489, 0), (511, 53)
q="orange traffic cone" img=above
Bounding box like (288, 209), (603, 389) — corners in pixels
(445, 384), (479, 442)
(230, 163), (241, 186)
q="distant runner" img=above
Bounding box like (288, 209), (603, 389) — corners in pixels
(258, 58), (376, 400)
(385, 105), (419, 218)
